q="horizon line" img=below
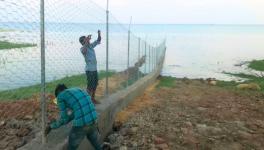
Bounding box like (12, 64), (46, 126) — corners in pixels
(1, 21), (264, 26)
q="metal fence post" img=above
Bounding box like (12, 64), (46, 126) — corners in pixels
(105, 0), (109, 96)
(152, 47), (154, 72)
(158, 46), (160, 66)
(155, 46), (157, 69)
(144, 41), (147, 75)
(155, 47), (157, 68)
(153, 47), (155, 69)
(40, 0), (47, 144)
(153, 47), (155, 71)
(137, 37), (140, 80)
(156, 47), (158, 67)
(126, 17), (132, 87)
(151, 47), (153, 72)
(149, 45), (151, 73)
(127, 29), (130, 87)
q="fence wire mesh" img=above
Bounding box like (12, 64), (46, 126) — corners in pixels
(0, 0), (166, 149)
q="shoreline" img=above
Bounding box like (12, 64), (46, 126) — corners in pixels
(0, 41), (36, 50)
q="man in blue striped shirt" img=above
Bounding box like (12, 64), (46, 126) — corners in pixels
(45, 84), (102, 150)
(79, 30), (101, 104)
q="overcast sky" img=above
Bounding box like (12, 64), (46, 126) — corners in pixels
(1, 0), (264, 24)
(93, 0), (264, 24)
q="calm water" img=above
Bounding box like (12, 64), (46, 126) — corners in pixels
(132, 24), (264, 80)
(1, 23), (264, 90)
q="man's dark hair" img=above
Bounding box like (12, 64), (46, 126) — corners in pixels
(55, 84), (68, 97)
(79, 36), (86, 45)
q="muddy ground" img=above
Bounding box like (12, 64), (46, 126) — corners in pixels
(108, 78), (264, 150)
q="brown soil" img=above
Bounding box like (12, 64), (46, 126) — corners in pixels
(96, 73), (128, 99)
(110, 78), (264, 150)
(0, 51), (143, 149)
(0, 95), (59, 150)
(115, 81), (159, 124)
(0, 73), (128, 150)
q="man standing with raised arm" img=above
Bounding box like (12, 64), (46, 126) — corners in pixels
(79, 30), (101, 104)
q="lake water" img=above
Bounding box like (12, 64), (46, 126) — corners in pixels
(1, 23), (264, 90)
(131, 24), (264, 80)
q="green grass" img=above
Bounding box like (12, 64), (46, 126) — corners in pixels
(156, 76), (176, 88)
(248, 60), (264, 72)
(0, 71), (115, 101)
(219, 72), (264, 91)
(216, 80), (238, 90)
(0, 41), (36, 50)
(0, 28), (12, 32)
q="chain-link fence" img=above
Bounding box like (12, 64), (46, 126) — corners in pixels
(0, 0), (166, 149)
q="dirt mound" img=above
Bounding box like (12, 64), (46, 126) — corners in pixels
(107, 78), (264, 150)
(115, 81), (159, 124)
(0, 95), (58, 121)
(96, 73), (128, 99)
(0, 120), (35, 150)
(0, 95), (59, 150)
(0, 74), (128, 149)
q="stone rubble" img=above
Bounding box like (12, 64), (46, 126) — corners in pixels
(106, 79), (264, 150)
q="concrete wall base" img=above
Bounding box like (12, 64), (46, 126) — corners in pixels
(19, 55), (165, 150)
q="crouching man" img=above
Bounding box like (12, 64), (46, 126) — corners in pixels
(45, 84), (102, 150)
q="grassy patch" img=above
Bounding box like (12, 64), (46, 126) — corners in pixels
(216, 80), (238, 90)
(248, 60), (264, 72)
(0, 71), (115, 101)
(219, 72), (264, 91)
(156, 76), (176, 88)
(225, 73), (260, 80)
(0, 41), (36, 50)
(0, 28), (14, 32)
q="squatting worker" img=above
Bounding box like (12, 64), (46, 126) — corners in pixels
(45, 84), (102, 150)
(79, 30), (101, 104)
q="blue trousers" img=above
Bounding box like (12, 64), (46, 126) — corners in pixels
(68, 124), (101, 150)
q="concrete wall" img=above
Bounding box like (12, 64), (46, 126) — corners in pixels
(19, 53), (165, 150)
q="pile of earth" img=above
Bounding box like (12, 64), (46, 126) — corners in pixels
(0, 72), (130, 150)
(106, 78), (264, 150)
